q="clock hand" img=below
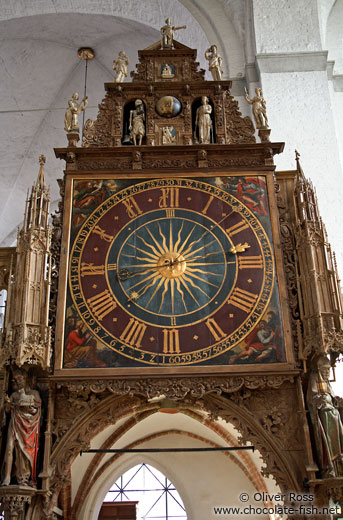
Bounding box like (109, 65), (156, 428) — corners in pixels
(117, 258), (173, 280)
(169, 245), (250, 266)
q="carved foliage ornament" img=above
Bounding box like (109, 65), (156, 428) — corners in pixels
(61, 374), (294, 401)
(224, 90), (255, 144)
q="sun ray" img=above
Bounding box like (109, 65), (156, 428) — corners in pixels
(169, 220), (174, 253)
(146, 276), (166, 308)
(126, 242), (159, 260)
(181, 273), (212, 298)
(136, 278), (160, 299)
(177, 225), (197, 254)
(119, 258), (157, 267)
(128, 271), (159, 290)
(146, 227), (166, 255)
(170, 278), (175, 314)
(183, 238), (218, 259)
(186, 262), (224, 267)
(185, 250), (223, 262)
(173, 221), (184, 254)
(187, 267), (222, 277)
(178, 276), (202, 306)
(136, 233), (164, 258)
(183, 270), (219, 288)
(179, 231), (209, 256)
(127, 256), (158, 264)
(158, 223), (169, 254)
(159, 279), (170, 313)
(175, 278), (188, 312)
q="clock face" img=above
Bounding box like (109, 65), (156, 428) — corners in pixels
(67, 177), (275, 366)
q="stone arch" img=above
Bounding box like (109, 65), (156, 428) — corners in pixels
(46, 387), (301, 518)
(326, 0), (343, 73)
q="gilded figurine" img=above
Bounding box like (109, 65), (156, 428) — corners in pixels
(194, 96), (212, 144)
(160, 18), (186, 49)
(2, 372), (41, 486)
(307, 356), (343, 477)
(161, 63), (174, 79)
(205, 44), (223, 80)
(129, 99), (145, 146)
(64, 92), (88, 133)
(162, 126), (176, 144)
(112, 50), (129, 83)
(244, 87), (269, 129)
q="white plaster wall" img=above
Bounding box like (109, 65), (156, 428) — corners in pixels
(253, 0), (322, 53)
(259, 70), (343, 270)
(329, 85), (343, 175)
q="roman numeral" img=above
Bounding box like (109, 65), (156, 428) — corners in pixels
(163, 328), (180, 354)
(159, 188), (179, 208)
(238, 255), (263, 269)
(80, 263), (105, 276)
(122, 197), (142, 218)
(120, 318), (146, 348)
(227, 288), (257, 313)
(205, 318), (226, 341)
(92, 225), (114, 243)
(202, 195), (214, 215)
(226, 221), (249, 236)
(87, 290), (117, 320)
(107, 263), (117, 270)
(165, 208), (175, 218)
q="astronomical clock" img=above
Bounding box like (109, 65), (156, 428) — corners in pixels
(53, 39), (292, 375)
(1, 22), (343, 520)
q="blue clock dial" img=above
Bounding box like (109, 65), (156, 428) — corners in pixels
(107, 210), (236, 327)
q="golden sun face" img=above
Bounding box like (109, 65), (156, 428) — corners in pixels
(117, 219), (227, 317)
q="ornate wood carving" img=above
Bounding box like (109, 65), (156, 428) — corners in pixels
(49, 178), (64, 354)
(200, 391), (305, 493)
(223, 90), (256, 144)
(293, 156), (343, 360)
(0, 158), (51, 369)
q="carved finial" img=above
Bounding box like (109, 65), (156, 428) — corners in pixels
(295, 149), (305, 180)
(39, 155), (46, 166)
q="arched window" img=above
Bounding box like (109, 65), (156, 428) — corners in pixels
(104, 463), (187, 520)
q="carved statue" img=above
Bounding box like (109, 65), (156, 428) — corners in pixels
(244, 87), (269, 129)
(64, 92), (88, 133)
(129, 99), (145, 146)
(307, 356), (343, 477)
(205, 44), (223, 81)
(160, 18), (186, 49)
(162, 126), (176, 144)
(2, 372), (41, 486)
(112, 51), (129, 83)
(194, 96), (212, 144)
